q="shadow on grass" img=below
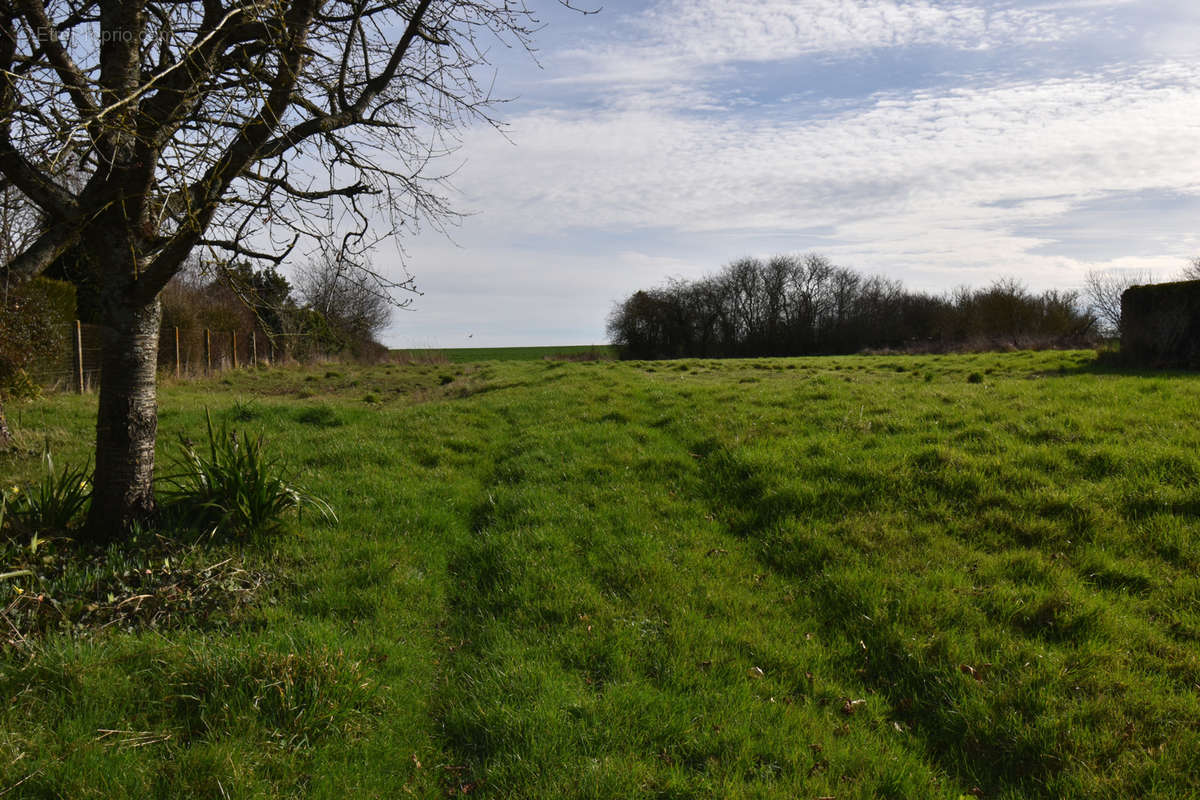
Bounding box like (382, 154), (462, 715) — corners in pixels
(1039, 350), (1200, 379)
(691, 438), (1073, 798)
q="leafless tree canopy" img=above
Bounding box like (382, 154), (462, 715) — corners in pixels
(0, 0), (561, 295)
(1083, 269), (1152, 336)
(297, 246), (391, 341)
(0, 0), (580, 538)
(1180, 258), (1200, 282)
(610, 255), (1096, 359)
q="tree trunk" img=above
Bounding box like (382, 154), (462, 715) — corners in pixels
(83, 299), (162, 541)
(0, 398), (11, 449)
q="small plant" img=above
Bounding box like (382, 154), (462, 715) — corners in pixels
(229, 398), (261, 422)
(161, 411), (336, 537)
(296, 405), (342, 427)
(967, 372), (984, 384)
(6, 450), (92, 534)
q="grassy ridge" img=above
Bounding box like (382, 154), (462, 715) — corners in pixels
(2, 352), (1199, 798)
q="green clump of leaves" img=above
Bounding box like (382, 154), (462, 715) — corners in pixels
(160, 411), (336, 537)
(4, 450), (92, 535)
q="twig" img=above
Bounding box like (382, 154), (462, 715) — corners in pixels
(0, 769), (41, 797)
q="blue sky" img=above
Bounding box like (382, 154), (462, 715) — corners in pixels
(380, 0), (1200, 348)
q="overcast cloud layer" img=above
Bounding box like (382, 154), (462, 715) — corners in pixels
(381, 0), (1200, 348)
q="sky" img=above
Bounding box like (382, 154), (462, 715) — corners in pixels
(379, 0), (1200, 348)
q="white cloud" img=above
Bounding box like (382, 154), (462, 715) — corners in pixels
(460, 62), (1200, 241)
(641, 0), (1075, 58)
(554, 0), (1104, 90)
(377, 1), (1200, 345)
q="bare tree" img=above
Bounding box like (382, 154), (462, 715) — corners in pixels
(0, 0), (580, 539)
(1084, 269), (1152, 337)
(1179, 258), (1200, 281)
(296, 246), (392, 346)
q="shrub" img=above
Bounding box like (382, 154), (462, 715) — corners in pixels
(161, 412), (336, 537)
(0, 278), (77, 399)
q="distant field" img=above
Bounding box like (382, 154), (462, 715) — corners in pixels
(3, 351), (1199, 798)
(393, 343), (615, 363)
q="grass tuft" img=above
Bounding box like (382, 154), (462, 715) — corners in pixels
(160, 410), (336, 537)
(5, 449), (91, 535)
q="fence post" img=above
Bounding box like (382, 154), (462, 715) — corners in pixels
(231, 331), (238, 369)
(75, 320), (84, 394)
(204, 328), (211, 375)
(251, 331), (258, 367)
(174, 327), (181, 379)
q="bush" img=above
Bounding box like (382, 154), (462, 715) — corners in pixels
(160, 411), (336, 536)
(0, 278), (77, 398)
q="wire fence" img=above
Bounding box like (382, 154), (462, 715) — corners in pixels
(27, 322), (282, 393)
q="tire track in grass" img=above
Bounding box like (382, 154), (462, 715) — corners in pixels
(429, 372), (949, 799)
(683, 429), (1167, 799)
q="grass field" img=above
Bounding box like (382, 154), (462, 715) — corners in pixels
(2, 350), (1199, 798)
(393, 344), (615, 363)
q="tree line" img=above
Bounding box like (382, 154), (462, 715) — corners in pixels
(158, 253), (394, 364)
(608, 254), (1097, 360)
(1, 250), (394, 406)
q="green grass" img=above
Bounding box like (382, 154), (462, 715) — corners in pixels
(2, 350), (1199, 798)
(395, 344), (615, 363)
